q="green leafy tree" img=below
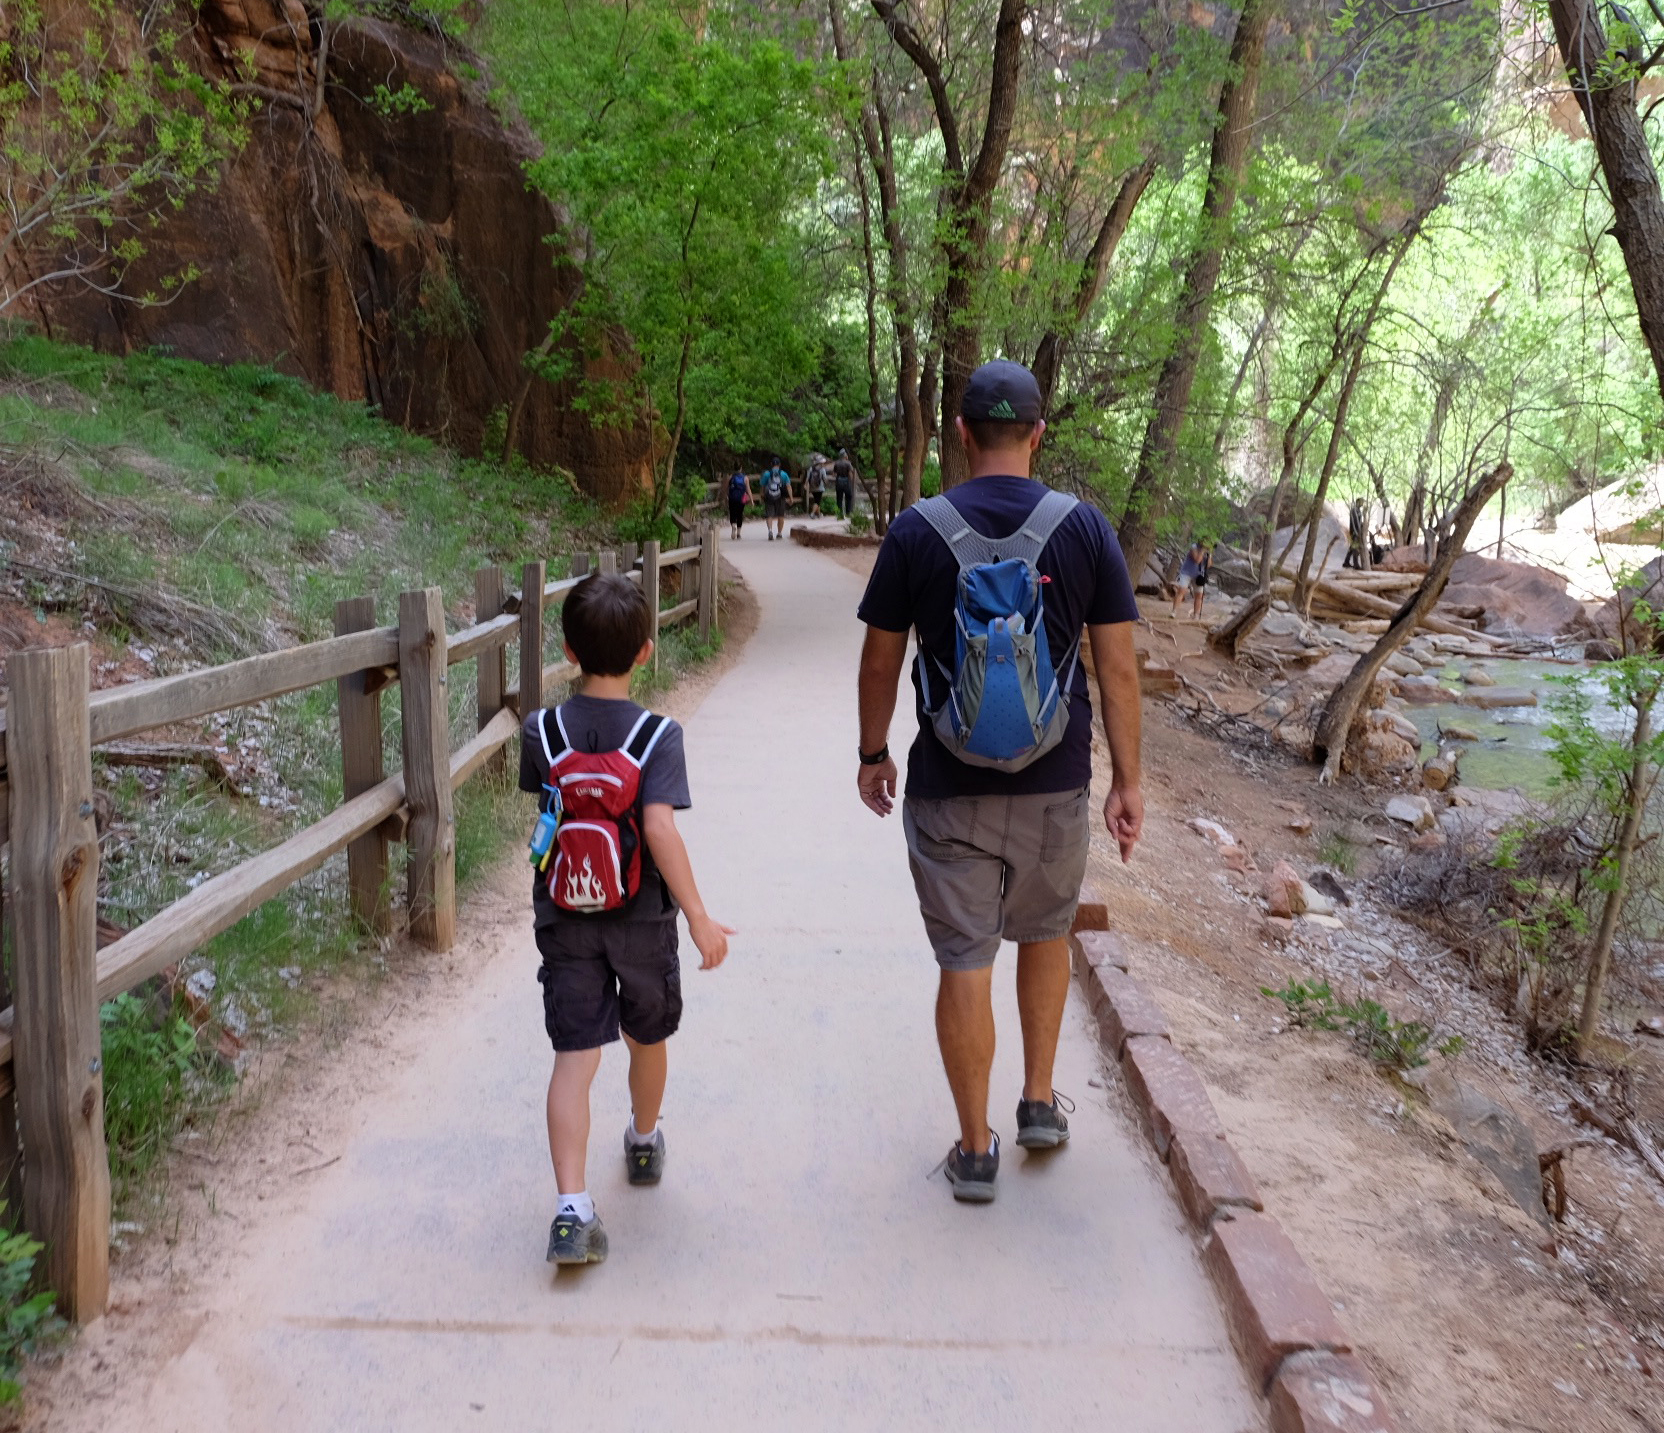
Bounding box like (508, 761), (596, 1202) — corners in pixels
(0, 0), (247, 313)
(483, 0), (829, 513)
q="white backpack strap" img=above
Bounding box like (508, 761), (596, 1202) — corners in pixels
(623, 711), (670, 769)
(537, 708), (568, 769)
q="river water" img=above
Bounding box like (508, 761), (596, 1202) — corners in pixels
(1402, 657), (1628, 797)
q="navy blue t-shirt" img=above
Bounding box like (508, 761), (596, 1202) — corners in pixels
(857, 475), (1139, 799)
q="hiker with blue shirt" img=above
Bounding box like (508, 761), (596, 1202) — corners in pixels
(855, 358), (1145, 1205)
(760, 458), (790, 541)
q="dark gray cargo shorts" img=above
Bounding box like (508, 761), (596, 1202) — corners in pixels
(902, 788), (1091, 972)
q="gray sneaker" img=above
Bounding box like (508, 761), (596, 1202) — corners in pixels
(547, 1209), (608, 1265)
(939, 1133), (1000, 1203)
(625, 1126), (665, 1186)
(1016, 1092), (1074, 1149)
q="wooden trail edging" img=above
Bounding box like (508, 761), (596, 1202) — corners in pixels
(0, 529), (721, 1319)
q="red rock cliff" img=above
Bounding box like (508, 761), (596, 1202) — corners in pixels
(34, 0), (655, 507)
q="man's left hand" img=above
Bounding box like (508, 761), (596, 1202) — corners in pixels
(1104, 783), (1144, 863)
(858, 756), (898, 817)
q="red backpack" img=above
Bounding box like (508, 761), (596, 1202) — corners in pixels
(533, 706), (670, 915)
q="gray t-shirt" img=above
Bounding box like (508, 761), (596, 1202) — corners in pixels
(519, 694), (691, 928)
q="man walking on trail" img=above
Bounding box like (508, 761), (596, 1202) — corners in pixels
(761, 458), (790, 541)
(806, 454), (827, 515)
(833, 449), (855, 519)
(853, 359), (1145, 1205)
(727, 467), (754, 541)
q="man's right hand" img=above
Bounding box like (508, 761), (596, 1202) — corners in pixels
(858, 756), (898, 817)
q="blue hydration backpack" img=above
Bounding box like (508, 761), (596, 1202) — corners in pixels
(914, 488), (1081, 772)
(728, 472), (747, 500)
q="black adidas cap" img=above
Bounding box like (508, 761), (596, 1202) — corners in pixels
(961, 359), (1043, 424)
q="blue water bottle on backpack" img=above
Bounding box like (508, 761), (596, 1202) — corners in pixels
(528, 784), (561, 871)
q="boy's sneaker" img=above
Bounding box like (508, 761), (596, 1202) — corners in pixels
(1015, 1091), (1074, 1150)
(625, 1126), (665, 1186)
(547, 1209), (608, 1265)
(937, 1134), (1000, 1203)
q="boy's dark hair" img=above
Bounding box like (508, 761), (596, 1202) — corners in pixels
(963, 418), (1040, 452)
(563, 573), (652, 677)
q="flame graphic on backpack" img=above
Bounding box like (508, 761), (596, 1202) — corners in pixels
(534, 706), (669, 915)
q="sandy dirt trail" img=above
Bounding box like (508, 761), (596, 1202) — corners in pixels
(98, 535), (1260, 1433)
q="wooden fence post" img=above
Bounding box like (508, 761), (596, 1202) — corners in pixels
(622, 541), (639, 573)
(519, 561), (546, 719)
(9, 644), (109, 1321)
(335, 598), (390, 934)
(398, 589), (455, 952)
(599, 550), (617, 576)
(0, 872), (20, 1222)
(571, 554), (591, 580)
(698, 523), (718, 643)
(473, 566), (509, 778)
(643, 539), (661, 669)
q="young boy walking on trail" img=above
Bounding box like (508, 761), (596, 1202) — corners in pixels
(521, 573), (733, 1265)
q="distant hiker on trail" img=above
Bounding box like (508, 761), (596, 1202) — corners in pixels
(1173, 540), (1211, 620)
(727, 467), (754, 540)
(806, 454), (827, 515)
(521, 573), (734, 1266)
(854, 358), (1144, 1206)
(761, 458), (790, 541)
(1344, 500), (1366, 570)
(833, 449), (855, 519)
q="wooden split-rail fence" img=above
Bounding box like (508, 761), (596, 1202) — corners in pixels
(0, 528), (720, 1320)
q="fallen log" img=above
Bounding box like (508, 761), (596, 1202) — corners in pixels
(99, 741), (240, 792)
(1274, 576), (1500, 643)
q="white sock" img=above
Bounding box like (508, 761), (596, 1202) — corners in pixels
(558, 1191), (595, 1222)
(628, 1117), (657, 1146)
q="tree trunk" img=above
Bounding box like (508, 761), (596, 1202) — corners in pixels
(1031, 156), (1158, 415)
(1116, 0), (1270, 578)
(873, 0), (1026, 491)
(849, 123), (891, 535)
(1575, 691), (1656, 1060)
(833, 4), (927, 513)
(1548, 0), (1664, 408)
(1312, 462), (1512, 780)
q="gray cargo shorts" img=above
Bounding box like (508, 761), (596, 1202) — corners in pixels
(902, 788), (1091, 972)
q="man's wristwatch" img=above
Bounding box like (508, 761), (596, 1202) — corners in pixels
(859, 744), (890, 766)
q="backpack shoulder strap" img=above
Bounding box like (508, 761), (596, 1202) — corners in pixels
(623, 711), (670, 768)
(913, 495), (1000, 571)
(986, 488), (1079, 566)
(536, 707), (570, 767)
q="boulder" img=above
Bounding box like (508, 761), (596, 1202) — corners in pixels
(1347, 726), (1420, 780)
(1369, 708), (1421, 745)
(1384, 652), (1424, 678)
(1296, 881), (1336, 917)
(1265, 861), (1303, 918)
(1395, 677), (1455, 706)
(1441, 554), (1589, 639)
(1460, 687), (1538, 709)
(1438, 724), (1479, 741)
(1380, 545), (1429, 573)
(1385, 795), (1435, 831)
(1187, 817), (1239, 848)
(1462, 666), (1496, 687)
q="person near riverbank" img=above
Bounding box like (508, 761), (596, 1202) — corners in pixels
(521, 573), (734, 1265)
(853, 359), (1145, 1204)
(727, 467), (753, 540)
(761, 458), (790, 541)
(1174, 540), (1211, 620)
(833, 449), (855, 519)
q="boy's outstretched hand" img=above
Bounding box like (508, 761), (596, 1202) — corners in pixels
(687, 912), (735, 970)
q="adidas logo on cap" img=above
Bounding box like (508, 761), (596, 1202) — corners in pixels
(988, 399), (1017, 420)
